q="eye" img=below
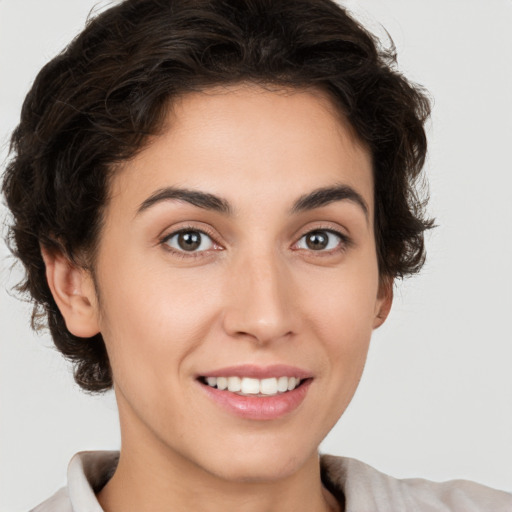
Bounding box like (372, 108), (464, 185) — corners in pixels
(163, 229), (215, 253)
(295, 229), (345, 252)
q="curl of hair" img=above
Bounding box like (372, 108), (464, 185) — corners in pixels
(2, 0), (433, 392)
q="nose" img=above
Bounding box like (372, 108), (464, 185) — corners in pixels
(222, 249), (298, 345)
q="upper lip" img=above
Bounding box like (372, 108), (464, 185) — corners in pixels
(198, 364), (313, 380)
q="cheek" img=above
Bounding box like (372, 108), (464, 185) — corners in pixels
(300, 260), (379, 382)
(303, 259), (380, 336)
(96, 259), (222, 388)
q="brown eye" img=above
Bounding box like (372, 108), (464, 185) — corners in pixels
(179, 231), (201, 251)
(305, 231), (329, 250)
(164, 230), (214, 253)
(296, 229), (344, 252)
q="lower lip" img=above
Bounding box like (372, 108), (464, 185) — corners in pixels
(199, 379), (312, 420)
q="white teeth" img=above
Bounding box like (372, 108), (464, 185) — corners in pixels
(260, 378), (278, 395)
(217, 377), (228, 390)
(277, 376), (288, 392)
(227, 376), (241, 392)
(203, 375), (302, 395)
(241, 377), (260, 395)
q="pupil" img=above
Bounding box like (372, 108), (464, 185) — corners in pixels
(306, 231), (328, 250)
(178, 231), (201, 251)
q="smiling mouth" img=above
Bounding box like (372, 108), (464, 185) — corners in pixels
(198, 376), (305, 396)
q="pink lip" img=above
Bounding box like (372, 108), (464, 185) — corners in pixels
(197, 365), (313, 421)
(198, 364), (312, 380)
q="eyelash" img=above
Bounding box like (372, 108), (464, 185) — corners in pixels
(160, 225), (220, 259)
(159, 225), (351, 258)
(293, 227), (352, 255)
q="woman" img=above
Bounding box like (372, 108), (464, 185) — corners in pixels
(2, 0), (511, 510)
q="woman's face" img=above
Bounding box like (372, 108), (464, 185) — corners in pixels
(87, 85), (391, 482)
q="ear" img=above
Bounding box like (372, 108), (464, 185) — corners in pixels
(41, 246), (100, 338)
(373, 277), (393, 329)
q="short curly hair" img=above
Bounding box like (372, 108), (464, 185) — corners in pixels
(2, 0), (432, 392)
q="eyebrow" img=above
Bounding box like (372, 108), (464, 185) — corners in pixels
(290, 184), (369, 219)
(136, 183), (368, 219)
(137, 187), (232, 216)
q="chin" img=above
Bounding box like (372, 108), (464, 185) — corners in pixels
(210, 459), (305, 484)
(194, 438), (318, 484)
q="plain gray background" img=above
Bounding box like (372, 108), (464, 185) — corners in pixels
(1, 1), (511, 510)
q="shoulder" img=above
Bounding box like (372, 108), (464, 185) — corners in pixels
(29, 451), (119, 512)
(321, 454), (512, 512)
(30, 487), (72, 512)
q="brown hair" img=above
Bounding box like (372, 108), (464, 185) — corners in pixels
(2, 0), (432, 392)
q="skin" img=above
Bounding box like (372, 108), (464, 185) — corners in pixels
(44, 85), (392, 512)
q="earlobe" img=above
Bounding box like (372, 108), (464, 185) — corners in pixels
(41, 246), (100, 338)
(373, 278), (393, 329)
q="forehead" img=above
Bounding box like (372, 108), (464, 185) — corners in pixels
(108, 84), (374, 219)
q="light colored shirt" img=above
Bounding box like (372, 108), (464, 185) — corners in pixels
(30, 451), (512, 511)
